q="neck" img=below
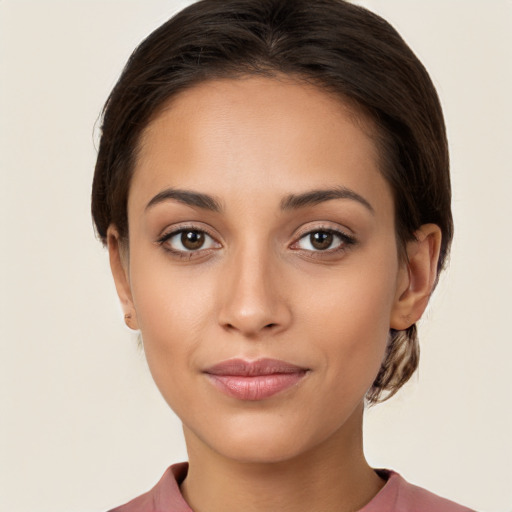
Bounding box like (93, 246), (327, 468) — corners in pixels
(180, 404), (384, 512)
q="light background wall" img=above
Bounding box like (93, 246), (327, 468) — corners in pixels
(0, 1), (510, 511)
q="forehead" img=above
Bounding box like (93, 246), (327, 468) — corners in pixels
(138, 75), (377, 160)
(131, 76), (390, 216)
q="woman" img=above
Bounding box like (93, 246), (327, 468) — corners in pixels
(92, 0), (474, 510)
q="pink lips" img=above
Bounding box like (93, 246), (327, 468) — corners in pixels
(204, 358), (308, 401)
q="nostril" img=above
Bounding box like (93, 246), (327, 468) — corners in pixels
(222, 322), (278, 333)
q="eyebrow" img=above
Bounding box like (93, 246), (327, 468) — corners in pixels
(145, 185), (374, 215)
(280, 186), (374, 214)
(145, 188), (223, 212)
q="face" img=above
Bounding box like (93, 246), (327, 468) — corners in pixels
(111, 76), (417, 464)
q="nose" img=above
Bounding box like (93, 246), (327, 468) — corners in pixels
(217, 245), (292, 337)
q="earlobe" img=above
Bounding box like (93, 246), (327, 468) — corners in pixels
(390, 224), (442, 330)
(107, 225), (139, 331)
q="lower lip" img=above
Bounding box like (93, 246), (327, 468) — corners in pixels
(207, 372), (307, 401)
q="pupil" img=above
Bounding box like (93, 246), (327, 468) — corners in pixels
(311, 231), (333, 250)
(181, 230), (205, 250)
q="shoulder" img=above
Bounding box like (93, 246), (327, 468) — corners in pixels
(395, 474), (475, 511)
(107, 463), (191, 512)
(361, 470), (476, 512)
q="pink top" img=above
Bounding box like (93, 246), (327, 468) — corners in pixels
(108, 463), (475, 512)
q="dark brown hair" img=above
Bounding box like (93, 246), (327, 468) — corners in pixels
(92, 0), (452, 404)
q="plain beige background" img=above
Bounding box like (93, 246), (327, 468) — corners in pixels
(1, 1), (511, 511)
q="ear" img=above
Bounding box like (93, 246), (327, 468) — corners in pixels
(107, 225), (139, 330)
(391, 224), (442, 330)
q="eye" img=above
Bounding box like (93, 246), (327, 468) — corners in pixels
(159, 228), (219, 253)
(293, 229), (355, 252)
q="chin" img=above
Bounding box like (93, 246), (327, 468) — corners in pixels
(185, 411), (350, 466)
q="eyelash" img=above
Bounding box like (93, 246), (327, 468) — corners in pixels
(156, 225), (356, 259)
(156, 225), (220, 259)
(290, 227), (356, 257)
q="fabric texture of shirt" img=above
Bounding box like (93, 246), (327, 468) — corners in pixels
(108, 462), (475, 512)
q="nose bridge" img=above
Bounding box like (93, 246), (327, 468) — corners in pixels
(218, 237), (290, 336)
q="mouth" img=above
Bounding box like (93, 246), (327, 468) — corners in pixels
(204, 358), (309, 401)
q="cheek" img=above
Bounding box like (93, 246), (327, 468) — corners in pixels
(130, 244), (214, 328)
(312, 295), (389, 378)
(300, 254), (398, 381)
(128, 254), (216, 391)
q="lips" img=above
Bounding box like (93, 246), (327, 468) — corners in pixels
(204, 358), (308, 401)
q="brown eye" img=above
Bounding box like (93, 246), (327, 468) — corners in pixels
(310, 231), (333, 250)
(181, 230), (205, 250)
(160, 228), (219, 254)
(293, 228), (355, 253)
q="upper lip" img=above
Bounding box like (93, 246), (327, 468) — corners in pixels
(204, 358), (308, 376)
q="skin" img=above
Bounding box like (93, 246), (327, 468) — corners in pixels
(108, 76), (441, 512)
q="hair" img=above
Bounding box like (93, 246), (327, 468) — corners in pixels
(91, 0), (453, 404)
